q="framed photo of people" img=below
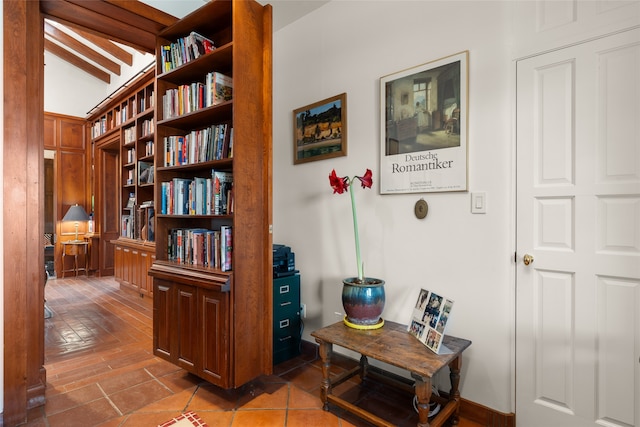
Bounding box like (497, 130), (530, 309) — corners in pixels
(379, 51), (468, 194)
(408, 288), (454, 354)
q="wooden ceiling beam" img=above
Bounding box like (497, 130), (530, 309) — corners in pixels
(45, 21), (121, 75)
(45, 38), (110, 83)
(103, 0), (177, 27)
(70, 26), (134, 66)
(41, 0), (156, 53)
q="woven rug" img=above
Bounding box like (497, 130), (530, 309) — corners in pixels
(157, 411), (208, 427)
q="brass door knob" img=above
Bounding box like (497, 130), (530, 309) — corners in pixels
(523, 254), (534, 266)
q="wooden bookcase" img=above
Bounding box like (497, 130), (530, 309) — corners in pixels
(149, 0), (273, 389)
(88, 69), (157, 294)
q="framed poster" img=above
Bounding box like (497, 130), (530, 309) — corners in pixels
(380, 51), (468, 194)
(293, 93), (347, 165)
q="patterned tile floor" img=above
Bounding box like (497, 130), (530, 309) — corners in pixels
(17, 276), (481, 427)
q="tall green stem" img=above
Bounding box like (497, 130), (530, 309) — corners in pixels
(349, 179), (364, 281)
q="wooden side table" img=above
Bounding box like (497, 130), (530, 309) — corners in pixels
(311, 320), (471, 427)
(61, 241), (89, 278)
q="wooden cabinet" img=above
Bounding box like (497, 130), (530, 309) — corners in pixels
(113, 239), (156, 297)
(152, 273), (230, 387)
(149, 0), (273, 389)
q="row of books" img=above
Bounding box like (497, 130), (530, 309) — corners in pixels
(167, 226), (232, 271)
(116, 105), (130, 126)
(92, 118), (108, 139)
(139, 92), (154, 113)
(145, 140), (154, 157)
(163, 123), (232, 166)
(124, 126), (136, 144)
(161, 72), (232, 120)
(121, 202), (155, 241)
(160, 171), (233, 216)
(160, 31), (216, 73)
(140, 118), (154, 138)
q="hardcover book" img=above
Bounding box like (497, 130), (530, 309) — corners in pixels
(407, 289), (454, 354)
(207, 72), (233, 106)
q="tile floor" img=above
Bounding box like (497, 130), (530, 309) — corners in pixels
(18, 275), (481, 427)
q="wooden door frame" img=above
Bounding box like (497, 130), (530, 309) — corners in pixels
(3, 1), (46, 424)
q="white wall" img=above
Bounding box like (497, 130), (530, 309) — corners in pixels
(44, 50), (155, 117)
(272, 0), (514, 413)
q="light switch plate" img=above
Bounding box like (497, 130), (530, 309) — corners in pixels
(471, 192), (486, 214)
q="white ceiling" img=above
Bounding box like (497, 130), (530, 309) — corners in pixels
(261, 0), (330, 31)
(139, 0), (330, 32)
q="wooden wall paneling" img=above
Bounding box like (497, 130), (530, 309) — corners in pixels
(3, 1), (45, 424)
(59, 118), (85, 150)
(44, 115), (57, 149)
(44, 113), (90, 276)
(57, 150), (87, 275)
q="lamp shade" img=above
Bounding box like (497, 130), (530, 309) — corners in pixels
(62, 204), (90, 222)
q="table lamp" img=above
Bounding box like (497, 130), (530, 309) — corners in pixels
(62, 204), (90, 242)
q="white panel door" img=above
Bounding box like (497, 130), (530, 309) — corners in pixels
(516, 28), (640, 427)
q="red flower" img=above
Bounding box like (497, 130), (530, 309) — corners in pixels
(356, 168), (373, 189)
(329, 169), (349, 194)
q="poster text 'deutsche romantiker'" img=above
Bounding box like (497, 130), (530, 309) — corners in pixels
(380, 51), (468, 194)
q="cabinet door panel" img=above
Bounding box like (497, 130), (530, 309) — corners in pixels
(114, 245), (123, 281)
(122, 248), (132, 285)
(177, 285), (197, 369)
(199, 288), (229, 387)
(153, 280), (172, 358)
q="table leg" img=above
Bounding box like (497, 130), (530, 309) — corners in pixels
(411, 373), (432, 427)
(317, 340), (333, 411)
(359, 355), (369, 380)
(448, 355), (462, 425)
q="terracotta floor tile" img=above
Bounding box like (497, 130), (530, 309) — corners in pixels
(44, 383), (104, 416)
(278, 363), (324, 392)
(144, 358), (184, 378)
(193, 410), (235, 426)
(118, 410), (183, 427)
(186, 384), (239, 412)
(108, 379), (173, 414)
(44, 398), (120, 427)
(98, 368), (154, 395)
(94, 415), (127, 427)
(155, 369), (202, 393)
(231, 409), (287, 426)
(287, 385), (323, 410)
(286, 408), (341, 427)
(136, 387), (197, 412)
(237, 382), (289, 410)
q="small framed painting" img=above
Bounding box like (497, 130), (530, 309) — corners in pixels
(380, 51), (468, 194)
(293, 93), (347, 165)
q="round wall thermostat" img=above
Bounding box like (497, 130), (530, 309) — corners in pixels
(414, 199), (428, 219)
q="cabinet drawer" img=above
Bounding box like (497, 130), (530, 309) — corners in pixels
(273, 315), (300, 340)
(273, 275), (300, 308)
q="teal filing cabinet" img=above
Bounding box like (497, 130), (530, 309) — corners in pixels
(273, 274), (301, 364)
